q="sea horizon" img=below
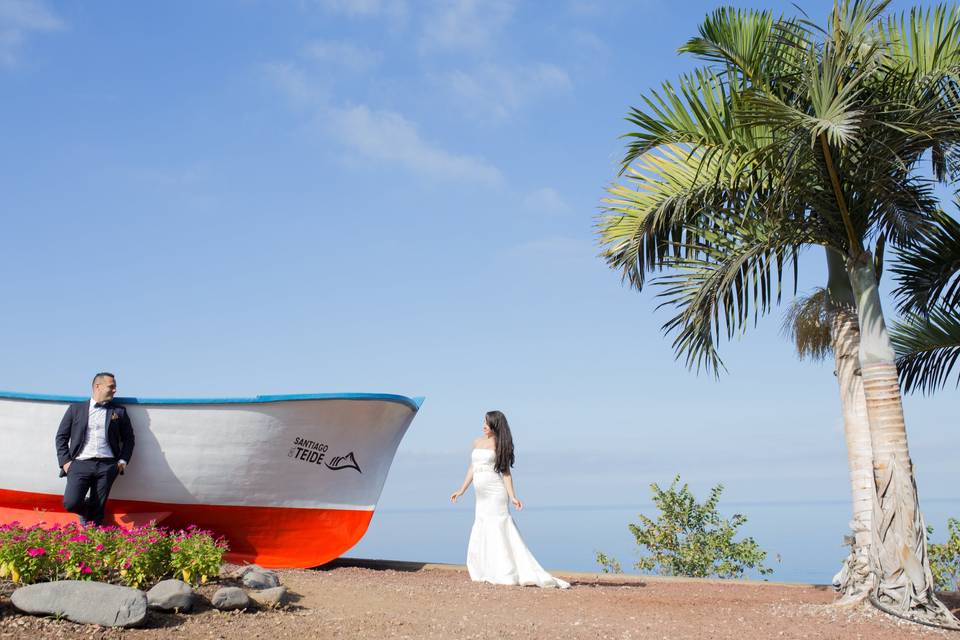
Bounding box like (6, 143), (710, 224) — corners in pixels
(351, 498), (960, 585)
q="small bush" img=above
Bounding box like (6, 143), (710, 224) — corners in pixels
(0, 521), (228, 589)
(929, 518), (960, 592)
(596, 475), (773, 579)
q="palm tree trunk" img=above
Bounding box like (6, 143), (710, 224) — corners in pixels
(826, 250), (874, 603)
(847, 254), (958, 626)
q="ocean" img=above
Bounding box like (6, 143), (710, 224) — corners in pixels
(349, 499), (960, 584)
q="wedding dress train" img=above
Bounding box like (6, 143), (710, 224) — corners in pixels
(466, 449), (570, 588)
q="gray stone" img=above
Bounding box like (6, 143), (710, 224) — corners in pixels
(11, 581), (147, 627)
(211, 587), (251, 611)
(249, 586), (288, 609)
(241, 569), (280, 590)
(230, 564), (264, 579)
(146, 579), (194, 612)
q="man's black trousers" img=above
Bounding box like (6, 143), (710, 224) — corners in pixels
(63, 458), (120, 526)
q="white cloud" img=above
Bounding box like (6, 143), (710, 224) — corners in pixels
(419, 0), (515, 54)
(316, 0), (407, 25)
(522, 187), (571, 215)
(570, 29), (609, 57)
(321, 104), (503, 185)
(0, 0), (63, 68)
(261, 62), (328, 108)
(442, 62), (571, 120)
(302, 39), (381, 72)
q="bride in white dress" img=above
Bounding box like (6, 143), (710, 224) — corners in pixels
(449, 410), (570, 589)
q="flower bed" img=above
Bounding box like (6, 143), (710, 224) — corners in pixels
(0, 521), (228, 589)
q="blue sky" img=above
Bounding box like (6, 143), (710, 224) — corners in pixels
(1, 0), (956, 520)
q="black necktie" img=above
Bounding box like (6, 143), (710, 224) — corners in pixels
(94, 402), (108, 408)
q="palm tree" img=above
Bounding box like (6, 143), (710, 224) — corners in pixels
(597, 1), (960, 626)
(891, 207), (960, 393)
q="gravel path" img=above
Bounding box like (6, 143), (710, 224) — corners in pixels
(1, 562), (958, 639)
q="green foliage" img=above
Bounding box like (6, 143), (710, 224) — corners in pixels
(891, 206), (960, 394)
(928, 518), (960, 592)
(594, 551), (622, 574)
(169, 526), (227, 585)
(0, 521), (228, 589)
(596, 1), (960, 376)
(597, 475), (773, 579)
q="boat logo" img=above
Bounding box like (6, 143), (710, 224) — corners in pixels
(289, 437), (329, 466)
(326, 452), (361, 473)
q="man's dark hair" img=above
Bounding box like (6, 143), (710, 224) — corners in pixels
(92, 372), (115, 386)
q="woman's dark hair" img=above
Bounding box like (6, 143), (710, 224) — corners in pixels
(485, 410), (515, 474)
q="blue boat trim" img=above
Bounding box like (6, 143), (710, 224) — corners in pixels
(0, 390), (424, 412)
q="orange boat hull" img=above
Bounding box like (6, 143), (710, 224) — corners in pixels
(0, 488), (374, 568)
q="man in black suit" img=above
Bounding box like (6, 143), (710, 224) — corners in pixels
(55, 372), (135, 526)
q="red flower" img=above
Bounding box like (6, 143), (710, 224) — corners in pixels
(26, 547), (46, 557)
(69, 534), (89, 543)
(95, 544), (105, 552)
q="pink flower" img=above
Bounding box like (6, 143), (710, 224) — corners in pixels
(95, 544), (105, 552)
(26, 547), (46, 557)
(122, 560), (131, 569)
(81, 564), (92, 575)
(69, 534), (89, 543)
(59, 549), (71, 559)
(171, 546), (180, 553)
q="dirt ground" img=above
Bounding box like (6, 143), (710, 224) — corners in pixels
(2, 560), (959, 639)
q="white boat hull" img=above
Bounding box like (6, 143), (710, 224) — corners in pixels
(0, 392), (422, 568)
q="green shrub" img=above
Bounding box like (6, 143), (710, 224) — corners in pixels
(928, 518), (960, 592)
(0, 521), (228, 589)
(596, 475), (773, 579)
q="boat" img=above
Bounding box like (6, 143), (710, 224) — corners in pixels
(0, 391), (423, 568)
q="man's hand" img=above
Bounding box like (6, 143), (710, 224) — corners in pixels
(117, 462), (126, 474)
(62, 461), (71, 474)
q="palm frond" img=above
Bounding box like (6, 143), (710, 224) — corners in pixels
(652, 215), (807, 375)
(679, 8), (809, 88)
(620, 70), (748, 172)
(781, 288), (835, 361)
(880, 5), (960, 78)
(891, 207), (960, 314)
(892, 305), (960, 393)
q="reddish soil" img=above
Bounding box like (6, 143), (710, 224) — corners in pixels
(1, 561), (958, 639)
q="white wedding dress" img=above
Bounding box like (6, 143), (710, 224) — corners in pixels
(466, 449), (570, 588)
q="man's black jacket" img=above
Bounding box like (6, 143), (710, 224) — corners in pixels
(54, 400), (135, 476)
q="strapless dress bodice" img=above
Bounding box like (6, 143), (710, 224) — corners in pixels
(472, 448), (496, 473)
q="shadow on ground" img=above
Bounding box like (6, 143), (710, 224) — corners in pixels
(316, 557), (437, 572)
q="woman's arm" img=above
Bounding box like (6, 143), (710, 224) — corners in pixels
(450, 464), (474, 503)
(502, 472), (523, 510)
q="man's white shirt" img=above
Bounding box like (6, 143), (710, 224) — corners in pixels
(76, 399), (127, 465)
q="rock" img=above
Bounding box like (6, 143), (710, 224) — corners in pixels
(242, 569), (280, 590)
(146, 579), (194, 612)
(230, 564), (264, 579)
(211, 587), (250, 611)
(11, 581), (147, 627)
(249, 586), (288, 609)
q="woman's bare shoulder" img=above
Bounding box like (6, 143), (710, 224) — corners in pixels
(472, 437), (495, 450)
